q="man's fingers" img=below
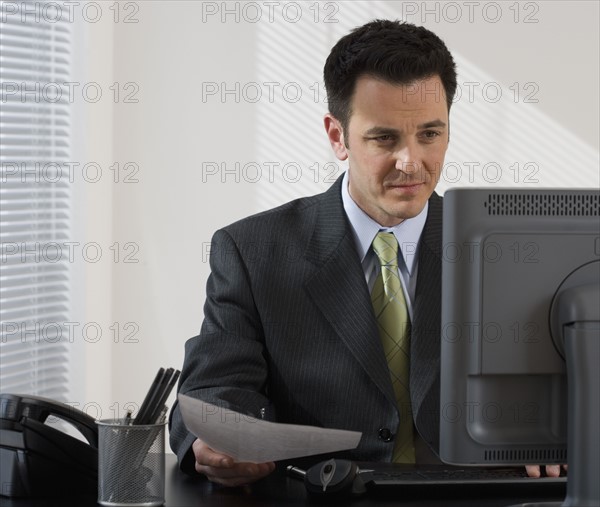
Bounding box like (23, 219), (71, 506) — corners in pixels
(192, 438), (275, 486)
(192, 438), (234, 468)
(525, 464), (567, 478)
(545, 465), (562, 478)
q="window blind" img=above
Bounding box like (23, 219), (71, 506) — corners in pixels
(0, 1), (73, 401)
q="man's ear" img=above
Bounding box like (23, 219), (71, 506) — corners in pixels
(324, 114), (349, 161)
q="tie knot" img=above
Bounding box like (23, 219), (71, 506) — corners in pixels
(372, 232), (399, 268)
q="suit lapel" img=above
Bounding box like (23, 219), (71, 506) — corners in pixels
(303, 178), (397, 406)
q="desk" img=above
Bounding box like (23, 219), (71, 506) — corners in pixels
(0, 455), (565, 507)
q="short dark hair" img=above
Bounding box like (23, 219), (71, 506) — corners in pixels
(324, 20), (457, 133)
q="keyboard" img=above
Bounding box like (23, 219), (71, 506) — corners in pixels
(359, 465), (567, 488)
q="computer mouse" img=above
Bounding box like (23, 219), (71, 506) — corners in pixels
(304, 459), (366, 497)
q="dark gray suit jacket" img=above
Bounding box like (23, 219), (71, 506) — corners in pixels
(169, 176), (443, 474)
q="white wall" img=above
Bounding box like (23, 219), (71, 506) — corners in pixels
(68, 16), (115, 417)
(73, 1), (599, 433)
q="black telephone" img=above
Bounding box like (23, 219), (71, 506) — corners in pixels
(0, 393), (98, 498)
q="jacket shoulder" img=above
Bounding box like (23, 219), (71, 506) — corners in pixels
(220, 187), (332, 241)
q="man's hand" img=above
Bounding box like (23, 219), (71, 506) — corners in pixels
(525, 465), (567, 478)
(192, 438), (276, 487)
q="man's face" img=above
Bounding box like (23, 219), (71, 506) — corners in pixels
(325, 75), (449, 227)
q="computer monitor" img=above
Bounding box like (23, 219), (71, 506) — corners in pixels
(439, 188), (599, 507)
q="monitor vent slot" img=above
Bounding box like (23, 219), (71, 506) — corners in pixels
(484, 449), (567, 463)
(484, 193), (599, 216)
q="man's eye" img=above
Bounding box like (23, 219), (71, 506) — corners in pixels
(422, 130), (440, 139)
(373, 135), (394, 142)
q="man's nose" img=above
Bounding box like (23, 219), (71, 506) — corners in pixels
(394, 144), (420, 174)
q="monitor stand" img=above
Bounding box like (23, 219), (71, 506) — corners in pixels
(508, 265), (599, 507)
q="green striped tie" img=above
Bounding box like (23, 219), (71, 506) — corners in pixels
(371, 232), (415, 463)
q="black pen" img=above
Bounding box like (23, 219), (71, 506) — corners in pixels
(134, 367), (165, 425)
(146, 369), (180, 424)
(286, 465), (306, 480)
(140, 368), (173, 424)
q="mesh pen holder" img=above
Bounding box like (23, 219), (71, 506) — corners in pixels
(97, 419), (166, 507)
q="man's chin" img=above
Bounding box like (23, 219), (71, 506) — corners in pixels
(387, 199), (428, 221)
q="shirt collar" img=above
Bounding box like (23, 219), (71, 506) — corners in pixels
(341, 170), (428, 275)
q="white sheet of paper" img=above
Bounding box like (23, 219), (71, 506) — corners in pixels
(178, 394), (362, 463)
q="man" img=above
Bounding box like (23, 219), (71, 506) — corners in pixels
(169, 20), (559, 486)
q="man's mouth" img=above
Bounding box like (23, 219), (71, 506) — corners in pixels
(384, 182), (425, 196)
(386, 182), (424, 189)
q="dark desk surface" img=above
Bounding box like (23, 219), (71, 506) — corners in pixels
(0, 455), (566, 507)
